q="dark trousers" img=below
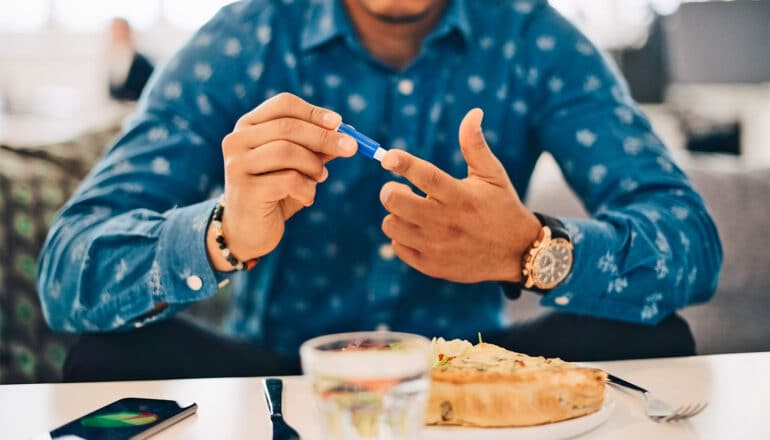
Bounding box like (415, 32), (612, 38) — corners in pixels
(63, 313), (694, 382)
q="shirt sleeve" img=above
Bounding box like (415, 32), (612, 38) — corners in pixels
(520, 4), (723, 324)
(38, 5), (266, 333)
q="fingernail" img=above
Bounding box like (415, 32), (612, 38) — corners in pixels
(320, 167), (329, 182)
(322, 112), (341, 128)
(382, 153), (401, 171)
(380, 185), (392, 204)
(339, 136), (357, 154)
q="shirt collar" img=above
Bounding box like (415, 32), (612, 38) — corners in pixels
(300, 0), (472, 52)
(426, 0), (472, 47)
(300, 0), (353, 52)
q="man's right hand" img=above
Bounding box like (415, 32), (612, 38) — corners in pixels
(206, 92), (358, 271)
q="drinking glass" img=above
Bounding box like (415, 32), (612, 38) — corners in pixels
(300, 331), (432, 440)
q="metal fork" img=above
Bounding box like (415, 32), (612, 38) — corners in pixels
(607, 373), (708, 422)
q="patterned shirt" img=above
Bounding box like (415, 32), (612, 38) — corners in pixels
(38, 0), (722, 357)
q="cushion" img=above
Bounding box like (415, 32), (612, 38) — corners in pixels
(0, 125), (235, 383)
(0, 127), (118, 383)
(524, 153), (770, 354)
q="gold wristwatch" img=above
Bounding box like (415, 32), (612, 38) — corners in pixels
(520, 213), (574, 291)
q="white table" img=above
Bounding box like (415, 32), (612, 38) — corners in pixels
(2, 352), (768, 439)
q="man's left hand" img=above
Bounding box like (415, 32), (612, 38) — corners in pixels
(379, 108), (542, 283)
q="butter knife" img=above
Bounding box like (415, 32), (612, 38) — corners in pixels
(263, 378), (301, 440)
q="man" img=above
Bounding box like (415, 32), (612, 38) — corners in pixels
(39, 0), (722, 381)
(106, 18), (155, 101)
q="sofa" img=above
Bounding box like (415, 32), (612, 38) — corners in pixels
(0, 133), (110, 384)
(0, 130), (230, 384)
(525, 154), (770, 355)
(1, 127), (768, 384)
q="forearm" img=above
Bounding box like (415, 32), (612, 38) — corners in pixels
(38, 200), (222, 332)
(515, 3), (722, 322)
(545, 193), (722, 324)
(36, 2), (273, 333)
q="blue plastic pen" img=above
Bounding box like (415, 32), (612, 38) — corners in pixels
(337, 123), (388, 162)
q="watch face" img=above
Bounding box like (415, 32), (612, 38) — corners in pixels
(532, 238), (573, 290)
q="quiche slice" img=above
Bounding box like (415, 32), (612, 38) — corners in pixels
(425, 338), (607, 427)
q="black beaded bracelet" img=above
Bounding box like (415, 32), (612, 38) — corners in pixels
(210, 198), (258, 271)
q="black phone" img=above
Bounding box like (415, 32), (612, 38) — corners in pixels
(48, 397), (197, 440)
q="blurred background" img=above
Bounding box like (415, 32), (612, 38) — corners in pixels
(1, 0), (769, 157)
(0, 0), (768, 384)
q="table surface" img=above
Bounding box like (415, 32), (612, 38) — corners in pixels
(2, 352), (768, 440)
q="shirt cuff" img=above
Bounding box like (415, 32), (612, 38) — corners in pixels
(538, 218), (647, 322)
(156, 199), (223, 304)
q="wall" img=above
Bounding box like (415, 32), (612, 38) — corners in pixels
(0, 25), (192, 115)
(664, 0), (770, 83)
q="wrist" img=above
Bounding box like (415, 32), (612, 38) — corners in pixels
(206, 224), (237, 272)
(498, 210), (542, 283)
(205, 199), (260, 272)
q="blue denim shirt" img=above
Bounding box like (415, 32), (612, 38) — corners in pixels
(38, 0), (722, 357)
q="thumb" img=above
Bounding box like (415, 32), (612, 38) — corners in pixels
(459, 108), (505, 179)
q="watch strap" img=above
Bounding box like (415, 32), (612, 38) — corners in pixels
(500, 282), (524, 300)
(534, 212), (569, 240)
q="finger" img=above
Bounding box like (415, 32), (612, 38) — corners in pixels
(237, 92), (342, 130)
(458, 108), (506, 179)
(230, 118), (358, 157)
(381, 214), (427, 251)
(318, 153), (336, 164)
(391, 241), (432, 277)
(380, 149), (457, 201)
(379, 181), (438, 225)
(243, 140), (328, 182)
(251, 170), (318, 207)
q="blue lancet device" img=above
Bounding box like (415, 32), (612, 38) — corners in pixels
(336, 123), (388, 161)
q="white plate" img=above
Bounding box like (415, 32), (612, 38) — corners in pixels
(424, 388), (615, 440)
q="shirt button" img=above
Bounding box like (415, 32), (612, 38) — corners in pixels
(379, 243), (395, 261)
(134, 322), (144, 329)
(186, 275), (203, 291)
(554, 296), (571, 306)
(397, 79), (414, 96)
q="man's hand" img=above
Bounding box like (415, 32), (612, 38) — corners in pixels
(207, 93), (358, 271)
(379, 108), (541, 283)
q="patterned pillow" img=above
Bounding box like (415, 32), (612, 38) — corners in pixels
(0, 128), (117, 384)
(0, 126), (232, 383)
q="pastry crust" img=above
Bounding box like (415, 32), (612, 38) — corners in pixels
(426, 341), (607, 427)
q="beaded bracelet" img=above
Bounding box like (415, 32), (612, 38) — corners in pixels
(210, 198), (259, 272)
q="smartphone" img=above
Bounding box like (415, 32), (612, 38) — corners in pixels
(46, 397), (197, 440)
